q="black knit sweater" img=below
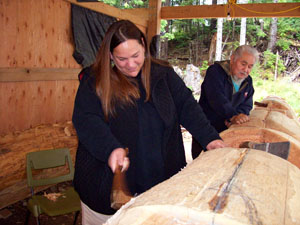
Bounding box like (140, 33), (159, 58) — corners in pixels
(72, 62), (220, 214)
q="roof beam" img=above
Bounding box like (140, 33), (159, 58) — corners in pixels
(161, 2), (300, 20)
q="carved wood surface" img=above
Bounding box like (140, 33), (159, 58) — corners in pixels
(221, 127), (300, 169)
(258, 95), (299, 120)
(221, 96), (300, 169)
(105, 148), (300, 225)
(231, 96), (300, 142)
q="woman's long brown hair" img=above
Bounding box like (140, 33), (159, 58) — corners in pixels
(92, 20), (151, 120)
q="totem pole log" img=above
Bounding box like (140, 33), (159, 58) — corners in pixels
(105, 148), (300, 225)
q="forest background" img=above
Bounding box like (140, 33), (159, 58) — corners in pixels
(102, 0), (300, 117)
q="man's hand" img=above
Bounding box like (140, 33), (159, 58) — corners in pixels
(206, 139), (226, 150)
(230, 113), (249, 125)
(108, 148), (130, 173)
(225, 120), (232, 128)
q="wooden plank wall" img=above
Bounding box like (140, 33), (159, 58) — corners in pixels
(0, 80), (78, 133)
(0, 0), (81, 135)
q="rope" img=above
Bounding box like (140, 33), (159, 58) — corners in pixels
(226, 1), (300, 17)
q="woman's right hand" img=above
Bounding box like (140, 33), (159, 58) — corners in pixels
(108, 148), (130, 173)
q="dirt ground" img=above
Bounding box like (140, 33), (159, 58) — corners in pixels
(0, 202), (82, 225)
(0, 182), (82, 225)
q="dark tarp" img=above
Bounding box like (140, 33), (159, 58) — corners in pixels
(71, 3), (116, 68)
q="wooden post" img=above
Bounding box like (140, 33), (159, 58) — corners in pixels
(147, 0), (162, 45)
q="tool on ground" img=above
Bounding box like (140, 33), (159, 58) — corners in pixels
(110, 148), (133, 210)
(239, 141), (290, 159)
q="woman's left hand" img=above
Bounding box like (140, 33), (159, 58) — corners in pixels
(206, 139), (226, 150)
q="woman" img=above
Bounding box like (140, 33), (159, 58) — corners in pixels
(72, 20), (225, 224)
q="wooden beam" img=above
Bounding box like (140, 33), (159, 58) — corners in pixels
(123, 8), (149, 20)
(161, 5), (224, 20)
(0, 68), (81, 82)
(147, 0), (162, 43)
(161, 2), (300, 20)
(230, 2), (300, 18)
(64, 0), (148, 27)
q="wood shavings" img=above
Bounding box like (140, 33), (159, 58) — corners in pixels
(43, 192), (64, 201)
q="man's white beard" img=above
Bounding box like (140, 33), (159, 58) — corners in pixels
(232, 74), (245, 85)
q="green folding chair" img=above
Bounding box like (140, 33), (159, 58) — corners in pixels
(25, 148), (81, 225)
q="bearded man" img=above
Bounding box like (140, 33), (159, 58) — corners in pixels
(192, 45), (259, 159)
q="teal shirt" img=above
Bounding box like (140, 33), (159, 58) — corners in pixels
(231, 77), (241, 93)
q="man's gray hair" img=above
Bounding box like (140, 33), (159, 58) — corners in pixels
(232, 45), (259, 63)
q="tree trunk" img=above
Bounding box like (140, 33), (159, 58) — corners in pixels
(232, 19), (236, 43)
(208, 33), (217, 65)
(267, 17), (278, 52)
(267, 0), (278, 51)
(240, 18), (247, 45)
(189, 42), (193, 64)
(259, 18), (264, 31)
(215, 17), (223, 61)
(239, 0), (247, 45)
(274, 50), (279, 80)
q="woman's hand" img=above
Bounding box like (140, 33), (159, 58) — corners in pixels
(108, 148), (130, 173)
(206, 139), (226, 150)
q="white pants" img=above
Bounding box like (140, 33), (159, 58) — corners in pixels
(81, 201), (112, 225)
